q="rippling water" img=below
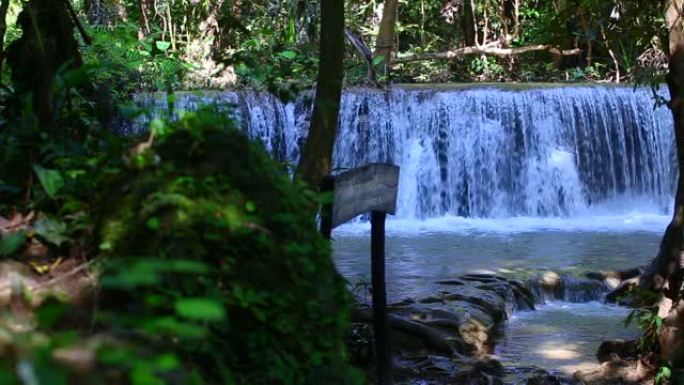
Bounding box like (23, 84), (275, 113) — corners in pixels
(333, 217), (664, 301)
(495, 302), (637, 375)
(333, 221), (660, 373)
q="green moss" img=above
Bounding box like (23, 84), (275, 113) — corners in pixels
(97, 111), (360, 385)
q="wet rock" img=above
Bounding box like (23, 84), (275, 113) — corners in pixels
(596, 340), (638, 363)
(394, 355), (505, 385)
(353, 272), (533, 362)
(524, 273), (608, 304)
(587, 267), (648, 303)
(351, 270), (617, 385)
(478, 279), (536, 313)
(541, 271), (562, 288)
(605, 277), (640, 304)
(573, 359), (654, 385)
(525, 369), (564, 385)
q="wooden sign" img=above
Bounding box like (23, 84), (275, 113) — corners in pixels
(331, 163), (399, 228)
(319, 163), (399, 385)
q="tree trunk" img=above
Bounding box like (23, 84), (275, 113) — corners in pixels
(5, 0), (83, 134)
(86, 0), (126, 26)
(0, 0), (10, 76)
(653, 0), (684, 374)
(375, 0), (398, 76)
(295, 0), (345, 188)
(461, 0), (477, 47)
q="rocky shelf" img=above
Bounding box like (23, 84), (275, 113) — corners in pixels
(348, 269), (650, 385)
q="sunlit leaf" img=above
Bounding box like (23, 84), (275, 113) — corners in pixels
(279, 50), (297, 60)
(175, 298), (226, 322)
(155, 41), (171, 51)
(33, 165), (64, 198)
(34, 217), (69, 246)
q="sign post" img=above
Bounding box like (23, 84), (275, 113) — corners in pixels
(320, 163), (399, 385)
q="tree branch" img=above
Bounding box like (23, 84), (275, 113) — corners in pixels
(391, 44), (582, 64)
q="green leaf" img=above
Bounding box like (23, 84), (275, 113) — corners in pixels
(155, 41), (171, 51)
(279, 50), (297, 60)
(154, 354), (179, 371)
(147, 316), (207, 338)
(34, 217), (69, 247)
(33, 165), (64, 198)
(150, 118), (168, 137)
(132, 363), (164, 385)
(175, 298), (226, 322)
(624, 310), (635, 327)
(146, 217), (161, 231)
(36, 298), (67, 329)
(656, 366), (671, 384)
(0, 232), (27, 257)
(373, 55), (386, 65)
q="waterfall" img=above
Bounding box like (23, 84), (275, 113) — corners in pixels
(130, 85), (675, 220)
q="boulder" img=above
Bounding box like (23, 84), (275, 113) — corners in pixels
(596, 340), (638, 363)
(573, 359), (654, 385)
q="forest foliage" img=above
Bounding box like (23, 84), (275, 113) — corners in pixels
(0, 0), (681, 384)
(0, 0), (669, 95)
(73, 0), (670, 90)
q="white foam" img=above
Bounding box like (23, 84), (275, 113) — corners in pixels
(334, 212), (671, 236)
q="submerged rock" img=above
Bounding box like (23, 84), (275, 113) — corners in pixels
(525, 369), (565, 385)
(573, 359), (654, 385)
(596, 340), (639, 363)
(352, 273), (541, 383)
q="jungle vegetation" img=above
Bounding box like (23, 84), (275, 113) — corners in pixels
(0, 0), (684, 384)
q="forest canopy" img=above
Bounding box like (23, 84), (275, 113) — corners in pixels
(0, 0), (668, 97)
(1, 1), (684, 385)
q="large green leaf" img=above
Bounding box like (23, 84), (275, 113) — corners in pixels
(34, 217), (69, 247)
(33, 165), (64, 198)
(175, 298), (226, 322)
(279, 50), (297, 60)
(155, 40), (171, 51)
(0, 231), (27, 257)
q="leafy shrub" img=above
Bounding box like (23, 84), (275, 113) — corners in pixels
(97, 110), (361, 385)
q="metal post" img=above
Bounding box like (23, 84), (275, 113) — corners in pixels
(319, 175), (335, 240)
(370, 210), (392, 385)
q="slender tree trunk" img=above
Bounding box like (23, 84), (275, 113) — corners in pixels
(578, 10), (592, 66)
(513, 0), (519, 38)
(482, 0), (489, 46)
(470, 0), (479, 46)
(654, 0), (684, 374)
(0, 0), (10, 76)
(295, 0), (345, 188)
(600, 25), (620, 83)
(460, 0), (476, 47)
(140, 0), (152, 35)
(375, 0), (398, 76)
(86, 0), (125, 26)
(500, 0), (519, 41)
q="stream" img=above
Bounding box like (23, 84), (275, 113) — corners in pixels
(333, 216), (664, 376)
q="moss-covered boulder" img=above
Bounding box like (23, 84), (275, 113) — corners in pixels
(97, 111), (359, 385)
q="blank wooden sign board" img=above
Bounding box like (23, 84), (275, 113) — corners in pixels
(320, 163), (399, 385)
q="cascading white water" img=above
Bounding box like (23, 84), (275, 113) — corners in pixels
(131, 85), (675, 221)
